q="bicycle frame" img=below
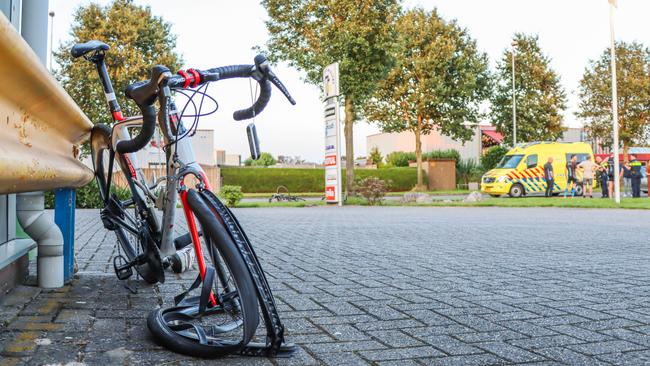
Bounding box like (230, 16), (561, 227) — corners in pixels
(91, 53), (212, 280)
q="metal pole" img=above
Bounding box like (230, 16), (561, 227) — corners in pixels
(609, 2), (621, 204)
(48, 11), (54, 71)
(511, 43), (517, 146)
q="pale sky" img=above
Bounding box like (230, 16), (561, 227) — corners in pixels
(48, 0), (650, 162)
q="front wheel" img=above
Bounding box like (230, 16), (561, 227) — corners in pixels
(147, 189), (259, 357)
(574, 183), (584, 197)
(508, 183), (524, 198)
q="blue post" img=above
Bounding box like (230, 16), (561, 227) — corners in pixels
(54, 188), (76, 283)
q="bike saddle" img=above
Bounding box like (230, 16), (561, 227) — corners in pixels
(71, 40), (109, 58)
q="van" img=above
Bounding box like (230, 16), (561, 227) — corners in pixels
(481, 142), (595, 198)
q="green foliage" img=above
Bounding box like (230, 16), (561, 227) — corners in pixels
(368, 147), (383, 166)
(257, 152), (277, 166)
(221, 167), (418, 193)
(422, 149), (461, 163)
(577, 41), (650, 152)
(385, 151), (415, 167)
(456, 159), (484, 185)
(480, 146), (509, 170)
(491, 33), (567, 145)
(56, 0), (182, 155)
(364, 8), (490, 188)
(45, 180), (131, 209)
(354, 177), (390, 205)
(218, 185), (244, 207)
(260, 0), (402, 193)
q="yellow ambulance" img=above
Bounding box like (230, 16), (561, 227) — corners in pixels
(481, 142), (595, 198)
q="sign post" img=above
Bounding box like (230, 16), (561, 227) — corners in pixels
(323, 63), (342, 206)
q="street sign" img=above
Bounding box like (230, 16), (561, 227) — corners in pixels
(323, 63), (342, 205)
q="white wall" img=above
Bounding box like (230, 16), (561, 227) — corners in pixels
(367, 129), (481, 162)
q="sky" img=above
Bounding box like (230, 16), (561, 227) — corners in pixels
(48, 0), (650, 163)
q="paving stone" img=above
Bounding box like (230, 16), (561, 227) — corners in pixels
(475, 342), (547, 363)
(5, 207), (650, 365)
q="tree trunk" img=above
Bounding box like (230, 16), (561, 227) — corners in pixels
(344, 96), (355, 198)
(414, 115), (425, 191)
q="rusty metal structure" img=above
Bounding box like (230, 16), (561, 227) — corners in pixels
(0, 11), (93, 194)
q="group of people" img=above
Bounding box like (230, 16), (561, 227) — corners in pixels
(542, 155), (645, 198)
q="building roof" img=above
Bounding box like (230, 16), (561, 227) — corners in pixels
(480, 126), (503, 143)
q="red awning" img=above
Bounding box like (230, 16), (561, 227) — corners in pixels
(482, 129), (503, 143)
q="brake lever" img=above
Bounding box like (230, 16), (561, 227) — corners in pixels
(254, 54), (296, 105)
(268, 71), (296, 105)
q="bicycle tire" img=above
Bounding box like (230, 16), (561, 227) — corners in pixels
(91, 124), (159, 284)
(147, 189), (259, 357)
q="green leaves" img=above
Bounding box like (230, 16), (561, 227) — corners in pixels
(56, 0), (182, 133)
(490, 33), (567, 145)
(261, 0), (400, 104)
(365, 8), (490, 142)
(577, 41), (650, 151)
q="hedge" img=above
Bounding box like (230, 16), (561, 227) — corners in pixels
(220, 167), (419, 193)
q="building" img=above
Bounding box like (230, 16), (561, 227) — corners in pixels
(367, 125), (503, 163)
(133, 129), (240, 168)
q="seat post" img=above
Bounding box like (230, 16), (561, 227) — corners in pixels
(93, 53), (123, 121)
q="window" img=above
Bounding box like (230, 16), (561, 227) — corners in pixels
(526, 154), (538, 169)
(496, 154), (524, 169)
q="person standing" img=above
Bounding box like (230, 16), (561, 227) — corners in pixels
(630, 155), (643, 198)
(607, 156), (618, 198)
(564, 155), (578, 198)
(577, 155), (597, 198)
(598, 157), (609, 198)
(543, 157), (554, 197)
(622, 161), (632, 197)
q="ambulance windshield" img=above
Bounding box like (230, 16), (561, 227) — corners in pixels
(496, 154), (524, 169)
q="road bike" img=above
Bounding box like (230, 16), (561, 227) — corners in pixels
(72, 40), (296, 357)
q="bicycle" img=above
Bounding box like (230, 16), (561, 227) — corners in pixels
(72, 40), (296, 357)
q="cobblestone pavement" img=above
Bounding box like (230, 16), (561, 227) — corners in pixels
(2, 206), (650, 365)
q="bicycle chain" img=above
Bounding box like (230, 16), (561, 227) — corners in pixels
(199, 190), (286, 356)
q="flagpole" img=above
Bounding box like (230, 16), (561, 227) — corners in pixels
(609, 0), (621, 204)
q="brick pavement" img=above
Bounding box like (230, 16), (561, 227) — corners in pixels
(2, 206), (650, 365)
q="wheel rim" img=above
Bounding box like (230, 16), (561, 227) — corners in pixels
(511, 185), (522, 197)
(160, 236), (249, 347)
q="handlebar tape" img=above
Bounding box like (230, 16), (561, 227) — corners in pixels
(115, 104), (157, 154)
(233, 79), (272, 121)
(207, 65), (253, 79)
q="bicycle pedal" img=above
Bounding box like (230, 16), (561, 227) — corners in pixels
(113, 255), (133, 280)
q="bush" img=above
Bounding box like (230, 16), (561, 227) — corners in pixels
(221, 167), (418, 193)
(481, 146), (509, 170)
(355, 177), (389, 205)
(385, 151), (415, 167)
(244, 152), (277, 167)
(422, 149), (461, 163)
(218, 185), (244, 206)
(368, 147), (383, 166)
(44, 180), (131, 209)
(456, 159), (484, 186)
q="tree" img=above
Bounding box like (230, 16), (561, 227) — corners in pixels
(490, 34), (567, 145)
(56, 0), (182, 131)
(364, 8), (490, 190)
(577, 41), (650, 157)
(244, 152), (277, 167)
(368, 147), (383, 166)
(260, 0), (400, 196)
(480, 146), (509, 170)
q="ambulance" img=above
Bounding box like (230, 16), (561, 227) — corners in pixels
(480, 142), (595, 198)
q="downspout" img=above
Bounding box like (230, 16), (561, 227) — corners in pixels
(16, 192), (63, 288)
(16, 0), (63, 288)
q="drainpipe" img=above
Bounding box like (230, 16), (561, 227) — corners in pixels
(16, 192), (63, 288)
(16, 0), (63, 288)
